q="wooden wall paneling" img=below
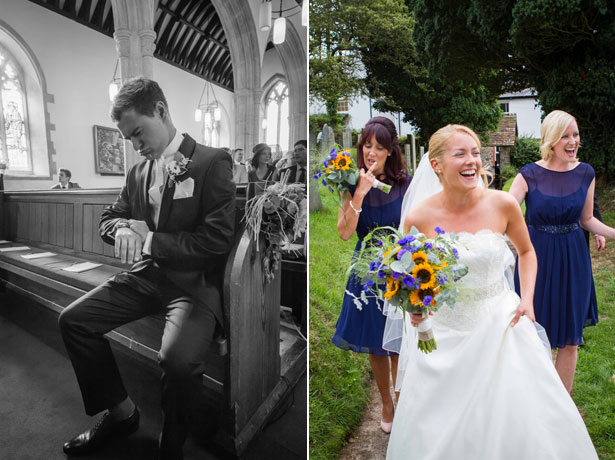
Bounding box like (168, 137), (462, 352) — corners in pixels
(73, 200), (83, 252)
(56, 204), (66, 247)
(82, 203), (94, 253)
(28, 202), (36, 241)
(40, 202), (50, 244)
(90, 204), (105, 255)
(35, 202), (45, 242)
(48, 202), (57, 246)
(65, 203), (74, 249)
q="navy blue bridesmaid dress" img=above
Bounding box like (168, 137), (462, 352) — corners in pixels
(332, 176), (410, 356)
(514, 162), (595, 348)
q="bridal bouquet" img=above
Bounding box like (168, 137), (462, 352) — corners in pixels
(349, 226), (468, 353)
(314, 145), (391, 195)
(244, 175), (307, 283)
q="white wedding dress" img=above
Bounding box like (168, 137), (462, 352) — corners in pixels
(386, 230), (598, 460)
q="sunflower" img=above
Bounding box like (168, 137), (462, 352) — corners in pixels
(412, 250), (428, 265)
(336, 154), (352, 171)
(411, 263), (437, 289)
(409, 286), (439, 307)
(382, 246), (401, 264)
(384, 276), (400, 300)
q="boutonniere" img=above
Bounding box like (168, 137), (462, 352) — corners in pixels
(165, 152), (191, 187)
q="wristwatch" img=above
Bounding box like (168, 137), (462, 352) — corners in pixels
(115, 220), (130, 235)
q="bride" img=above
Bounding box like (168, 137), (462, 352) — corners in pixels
(385, 124), (598, 459)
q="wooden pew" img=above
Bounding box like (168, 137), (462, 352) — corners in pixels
(0, 186), (306, 456)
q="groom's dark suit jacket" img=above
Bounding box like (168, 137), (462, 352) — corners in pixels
(99, 134), (236, 324)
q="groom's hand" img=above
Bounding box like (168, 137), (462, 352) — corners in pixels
(115, 228), (143, 264)
(511, 300), (535, 327)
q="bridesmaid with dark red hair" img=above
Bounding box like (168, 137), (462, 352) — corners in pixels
(332, 117), (411, 433)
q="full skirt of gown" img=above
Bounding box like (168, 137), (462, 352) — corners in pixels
(387, 231), (597, 460)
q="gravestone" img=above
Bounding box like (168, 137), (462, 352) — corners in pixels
(321, 124), (335, 152)
(342, 126), (352, 150)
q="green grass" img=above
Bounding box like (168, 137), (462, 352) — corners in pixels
(502, 176), (526, 214)
(309, 179), (615, 459)
(574, 204), (615, 459)
(309, 186), (371, 460)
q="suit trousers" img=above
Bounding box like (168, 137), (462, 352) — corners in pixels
(58, 266), (217, 444)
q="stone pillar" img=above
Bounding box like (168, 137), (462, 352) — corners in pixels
(110, 0), (157, 169)
(234, 88), (262, 159)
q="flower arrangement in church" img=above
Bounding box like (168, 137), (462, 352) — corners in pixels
(244, 174), (307, 283)
(348, 225), (468, 353)
(314, 145), (391, 196)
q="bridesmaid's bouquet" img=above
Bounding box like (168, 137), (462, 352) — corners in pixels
(314, 145), (391, 195)
(348, 226), (468, 353)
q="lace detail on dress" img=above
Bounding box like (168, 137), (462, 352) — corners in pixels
(433, 231), (515, 332)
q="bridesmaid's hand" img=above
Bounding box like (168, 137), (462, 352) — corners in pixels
(355, 162), (377, 199)
(595, 234), (606, 252)
(511, 299), (535, 327)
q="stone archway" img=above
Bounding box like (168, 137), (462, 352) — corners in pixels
(211, 0), (262, 155)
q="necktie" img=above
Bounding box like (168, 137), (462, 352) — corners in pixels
(149, 159), (165, 227)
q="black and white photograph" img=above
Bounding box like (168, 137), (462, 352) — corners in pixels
(0, 1), (307, 459)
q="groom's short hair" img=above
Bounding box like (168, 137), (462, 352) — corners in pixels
(110, 77), (169, 122)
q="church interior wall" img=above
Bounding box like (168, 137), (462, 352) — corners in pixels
(2, 0), (233, 191)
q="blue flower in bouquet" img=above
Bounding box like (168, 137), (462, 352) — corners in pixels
(435, 226), (446, 235)
(452, 248), (459, 258)
(363, 279), (374, 292)
(392, 271), (404, 280)
(398, 235), (416, 246)
(402, 275), (416, 288)
(424, 242), (433, 250)
(422, 295), (433, 306)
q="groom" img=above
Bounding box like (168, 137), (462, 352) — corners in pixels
(58, 77), (236, 459)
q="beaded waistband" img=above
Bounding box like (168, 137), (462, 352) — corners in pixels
(528, 223), (579, 234)
(456, 278), (507, 303)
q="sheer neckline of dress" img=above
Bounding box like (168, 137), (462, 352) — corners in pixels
(444, 229), (505, 239)
(533, 161), (582, 173)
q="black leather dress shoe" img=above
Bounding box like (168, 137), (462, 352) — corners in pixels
(63, 408), (140, 455)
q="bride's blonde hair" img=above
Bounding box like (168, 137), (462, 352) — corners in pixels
(428, 124), (492, 185)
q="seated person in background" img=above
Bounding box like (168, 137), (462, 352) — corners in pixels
(248, 143), (276, 183)
(232, 148), (248, 183)
(51, 168), (81, 189)
(272, 140), (307, 183)
(274, 150), (294, 171)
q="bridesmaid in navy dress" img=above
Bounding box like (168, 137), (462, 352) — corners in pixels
(332, 117), (411, 433)
(510, 110), (615, 393)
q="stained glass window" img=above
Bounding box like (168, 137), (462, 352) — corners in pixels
(0, 46), (30, 171)
(264, 80), (289, 150)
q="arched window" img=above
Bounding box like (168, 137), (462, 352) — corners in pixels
(264, 80), (289, 150)
(0, 46), (29, 171)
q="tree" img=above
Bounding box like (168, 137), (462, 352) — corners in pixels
(408, 0), (615, 175)
(352, 0), (502, 139)
(309, 0), (366, 128)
